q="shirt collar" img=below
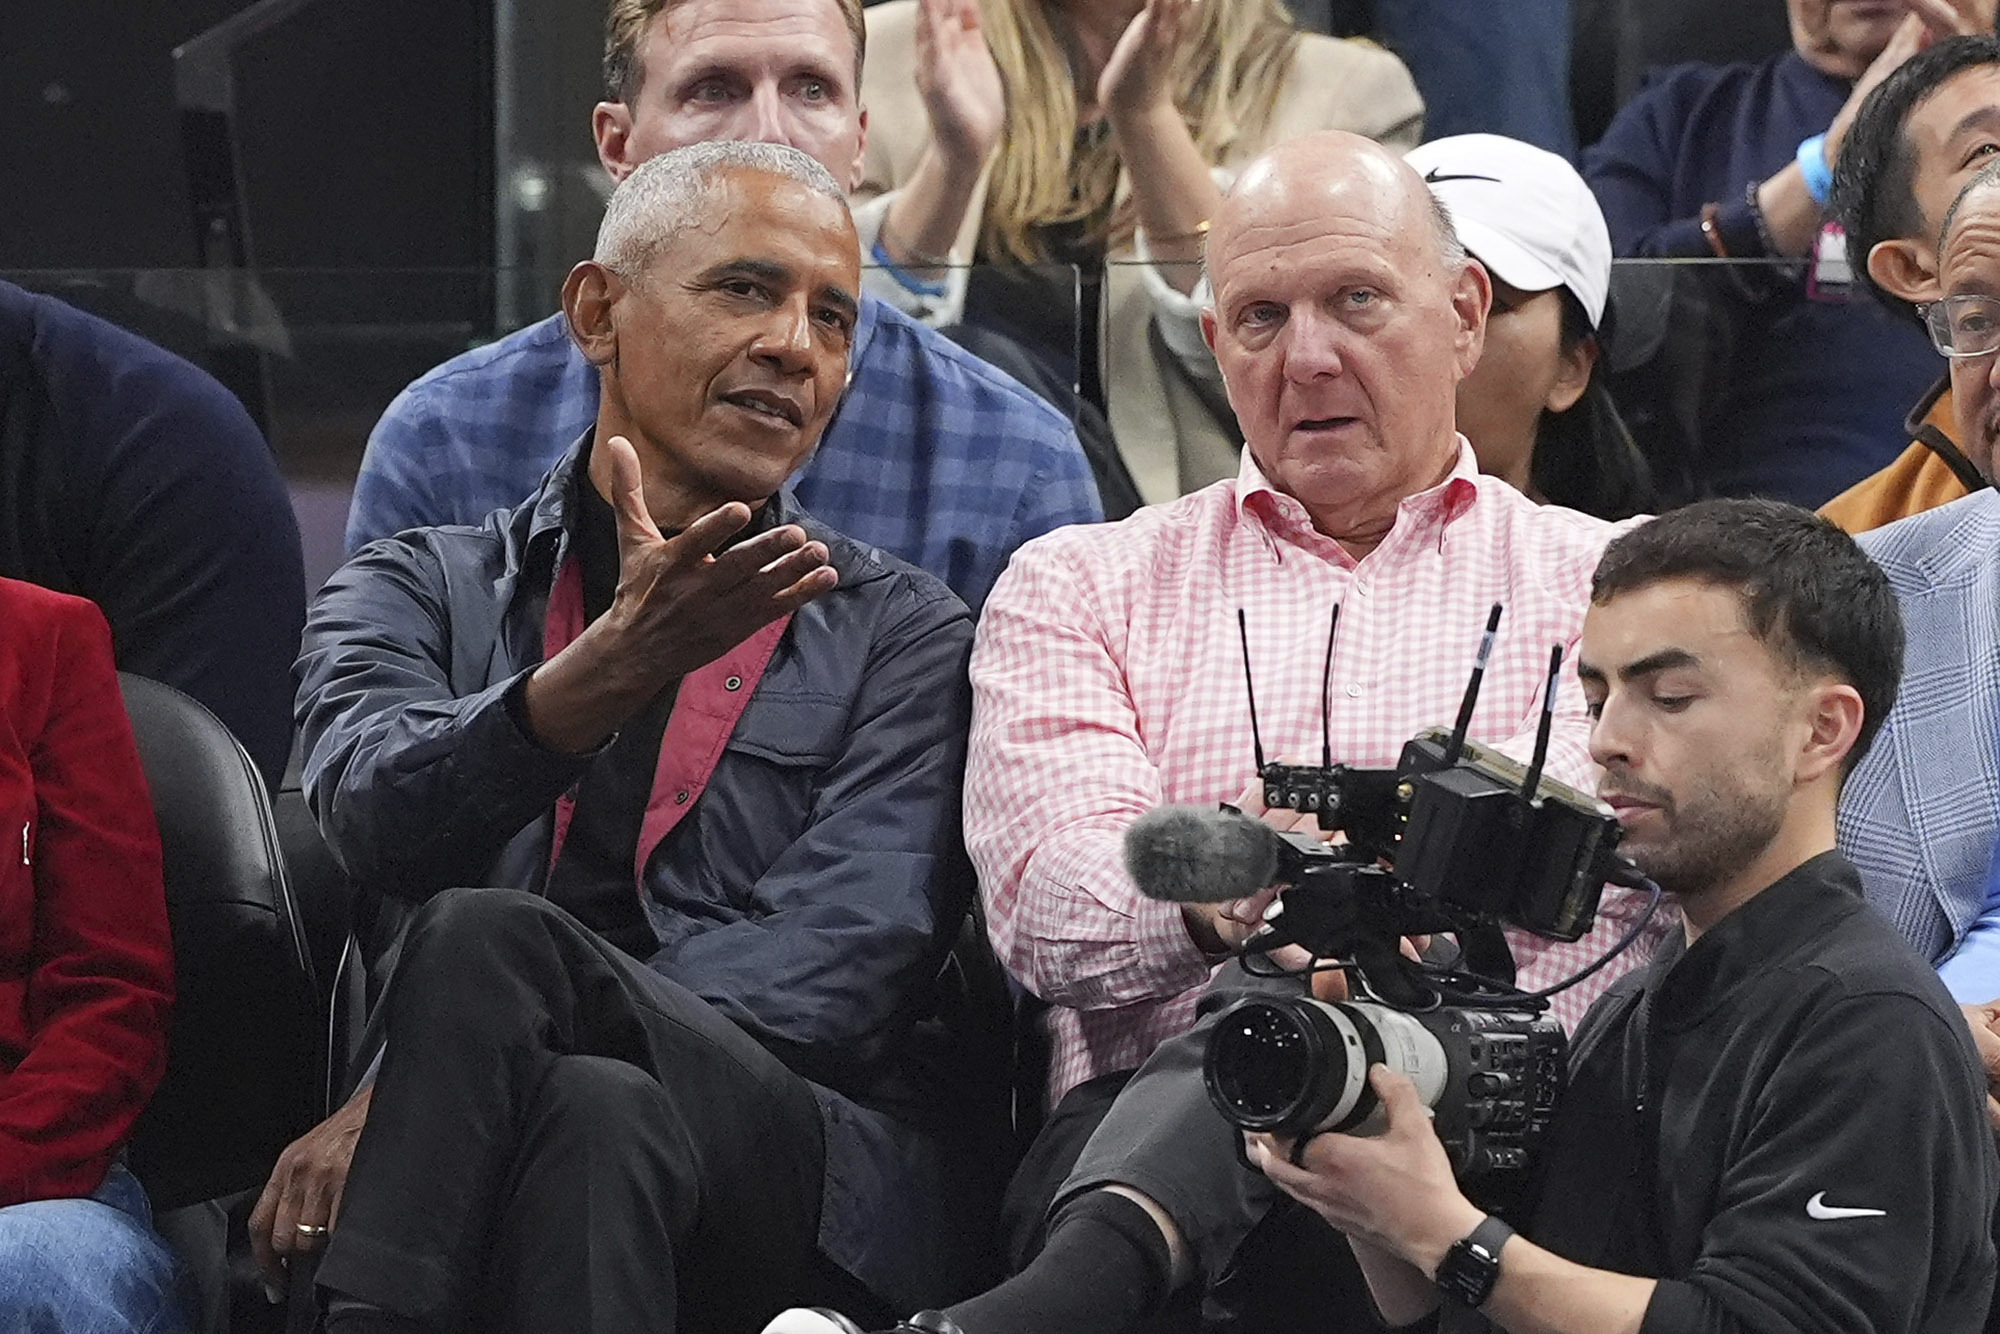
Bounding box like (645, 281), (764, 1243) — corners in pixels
(1643, 850), (1864, 1032)
(1234, 436), (1484, 554)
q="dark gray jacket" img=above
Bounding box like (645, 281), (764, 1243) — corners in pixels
(295, 440), (981, 1307)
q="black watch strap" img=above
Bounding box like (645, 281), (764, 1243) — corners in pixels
(1435, 1215), (1514, 1309)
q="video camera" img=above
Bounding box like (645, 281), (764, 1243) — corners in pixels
(1122, 604), (1657, 1185)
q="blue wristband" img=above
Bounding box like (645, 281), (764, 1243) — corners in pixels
(869, 237), (949, 300)
(1797, 134), (1834, 209)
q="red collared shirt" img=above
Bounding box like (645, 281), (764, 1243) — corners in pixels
(967, 441), (1663, 1102)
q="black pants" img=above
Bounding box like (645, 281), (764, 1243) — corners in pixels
(316, 889), (828, 1334)
(1009, 963), (1391, 1331)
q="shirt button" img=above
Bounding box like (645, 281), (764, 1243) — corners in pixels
(674, 790), (690, 805)
(725, 675), (743, 692)
(1345, 684), (1363, 698)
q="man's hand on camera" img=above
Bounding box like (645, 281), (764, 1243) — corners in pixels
(1248, 1065), (1484, 1277)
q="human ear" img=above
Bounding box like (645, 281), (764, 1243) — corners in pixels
(562, 262), (624, 368)
(1545, 334), (1599, 415)
(1453, 260), (1492, 378)
(1867, 237), (1940, 306)
(1796, 680), (1867, 785)
(593, 102), (639, 183)
(847, 106), (870, 194)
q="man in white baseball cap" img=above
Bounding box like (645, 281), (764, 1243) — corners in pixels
(1409, 134), (1653, 519)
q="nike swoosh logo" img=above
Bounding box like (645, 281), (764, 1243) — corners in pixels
(1422, 168), (1502, 185)
(1806, 1191), (1886, 1220)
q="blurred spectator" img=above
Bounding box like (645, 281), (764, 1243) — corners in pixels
(1583, 1), (1995, 508)
(1375, 0), (1576, 156)
(0, 577), (182, 1333)
(1571, 0), (1793, 148)
(1842, 159), (2000, 1006)
(1823, 35), (2000, 530)
(346, 0), (1102, 615)
(0, 280), (305, 790)
(1409, 133), (1656, 518)
(857, 0), (1422, 505)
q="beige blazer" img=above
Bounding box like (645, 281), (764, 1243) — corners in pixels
(854, 0), (1423, 504)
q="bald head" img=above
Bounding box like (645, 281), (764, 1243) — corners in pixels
(1197, 130), (1489, 559)
(1207, 132), (1465, 286)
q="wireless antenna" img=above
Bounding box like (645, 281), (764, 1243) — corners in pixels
(1443, 603), (1504, 766)
(1520, 644), (1564, 800)
(1237, 609), (1268, 774)
(1320, 602), (1341, 770)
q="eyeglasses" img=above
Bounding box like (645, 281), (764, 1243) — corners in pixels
(1922, 294), (2000, 359)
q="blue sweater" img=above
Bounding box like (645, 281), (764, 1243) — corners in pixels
(0, 281), (305, 788)
(1583, 52), (1940, 506)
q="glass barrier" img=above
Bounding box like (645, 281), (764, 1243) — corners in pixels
(3, 256), (1943, 591)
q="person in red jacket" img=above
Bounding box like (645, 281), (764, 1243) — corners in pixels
(0, 575), (182, 1331)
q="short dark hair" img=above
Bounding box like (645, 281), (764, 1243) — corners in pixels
(1833, 34), (2000, 326)
(1590, 499), (1905, 772)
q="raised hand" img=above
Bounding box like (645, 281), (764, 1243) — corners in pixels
(523, 435), (836, 754)
(1098, 0), (1197, 121)
(598, 434), (835, 680)
(1829, 14), (1932, 164)
(1906, 0), (1999, 39)
(916, 0), (1006, 171)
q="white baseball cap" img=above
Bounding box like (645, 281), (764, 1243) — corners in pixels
(1404, 133), (1612, 332)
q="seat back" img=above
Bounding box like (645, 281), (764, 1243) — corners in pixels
(119, 673), (321, 1210)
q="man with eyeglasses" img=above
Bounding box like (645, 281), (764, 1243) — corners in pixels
(1841, 156), (2000, 1028)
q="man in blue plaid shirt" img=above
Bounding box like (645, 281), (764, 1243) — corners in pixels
(345, 0), (1102, 614)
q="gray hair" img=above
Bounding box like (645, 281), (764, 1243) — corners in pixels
(594, 141), (849, 278)
(1428, 193), (1468, 270)
(1938, 157), (2000, 259)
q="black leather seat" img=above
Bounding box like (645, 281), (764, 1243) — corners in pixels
(119, 673), (322, 1212)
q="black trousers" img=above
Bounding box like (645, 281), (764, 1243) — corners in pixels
(1008, 963), (1391, 1332)
(316, 889), (828, 1334)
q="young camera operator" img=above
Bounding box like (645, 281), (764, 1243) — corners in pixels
(1253, 498), (1999, 1333)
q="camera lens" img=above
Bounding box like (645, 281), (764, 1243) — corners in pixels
(1208, 1001), (1326, 1120)
(1204, 997), (1372, 1136)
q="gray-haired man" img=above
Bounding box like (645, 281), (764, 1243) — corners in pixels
(274, 140), (980, 1334)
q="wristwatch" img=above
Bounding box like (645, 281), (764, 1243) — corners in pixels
(1435, 1215), (1514, 1308)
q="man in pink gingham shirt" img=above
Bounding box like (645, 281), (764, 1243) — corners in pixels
(759, 132), (1668, 1334)
(966, 193), (1657, 1115)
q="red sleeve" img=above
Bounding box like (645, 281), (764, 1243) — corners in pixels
(0, 589), (173, 1204)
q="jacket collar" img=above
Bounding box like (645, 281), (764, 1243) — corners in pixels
(1643, 850), (1863, 1033)
(1904, 376), (1988, 496)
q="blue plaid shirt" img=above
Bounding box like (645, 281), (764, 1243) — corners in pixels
(346, 298), (1101, 612)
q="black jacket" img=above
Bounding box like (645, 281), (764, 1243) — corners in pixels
(296, 439), (980, 1308)
(1514, 852), (1997, 1333)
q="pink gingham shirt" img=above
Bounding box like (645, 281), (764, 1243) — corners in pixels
(966, 441), (1664, 1104)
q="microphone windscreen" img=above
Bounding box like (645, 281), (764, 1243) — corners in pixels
(1122, 805), (1286, 904)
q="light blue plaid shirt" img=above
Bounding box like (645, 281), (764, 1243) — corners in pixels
(345, 297), (1102, 612)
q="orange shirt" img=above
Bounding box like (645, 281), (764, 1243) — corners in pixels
(1821, 379), (1985, 533)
